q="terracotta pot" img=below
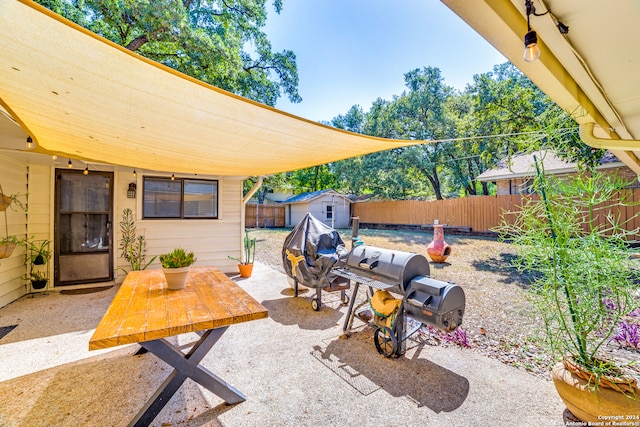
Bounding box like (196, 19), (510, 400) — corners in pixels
(238, 263), (253, 278)
(426, 224), (451, 263)
(552, 361), (640, 422)
(162, 266), (190, 290)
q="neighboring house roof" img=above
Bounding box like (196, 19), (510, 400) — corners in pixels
(441, 0), (640, 176)
(477, 151), (623, 182)
(281, 190), (352, 205)
(0, 1), (420, 177)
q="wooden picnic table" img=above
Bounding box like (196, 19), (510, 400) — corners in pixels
(89, 266), (268, 427)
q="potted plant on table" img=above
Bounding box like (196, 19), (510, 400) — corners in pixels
(159, 247), (196, 290)
(228, 230), (256, 278)
(497, 161), (640, 421)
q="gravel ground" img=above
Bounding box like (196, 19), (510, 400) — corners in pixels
(250, 227), (639, 381)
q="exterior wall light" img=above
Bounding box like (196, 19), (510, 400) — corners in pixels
(127, 182), (137, 199)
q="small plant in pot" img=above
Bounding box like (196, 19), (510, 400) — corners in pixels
(29, 270), (48, 290)
(26, 239), (51, 265)
(159, 247), (196, 290)
(228, 230), (256, 278)
(497, 161), (640, 421)
(0, 235), (21, 259)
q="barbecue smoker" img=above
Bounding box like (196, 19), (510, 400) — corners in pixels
(334, 245), (466, 358)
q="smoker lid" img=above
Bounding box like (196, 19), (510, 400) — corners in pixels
(282, 213), (346, 288)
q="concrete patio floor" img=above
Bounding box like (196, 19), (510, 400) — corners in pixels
(0, 262), (566, 426)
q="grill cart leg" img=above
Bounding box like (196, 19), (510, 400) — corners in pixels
(294, 277), (299, 297)
(341, 281), (361, 337)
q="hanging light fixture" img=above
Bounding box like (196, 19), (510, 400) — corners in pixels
(68, 159), (73, 168)
(84, 165), (89, 175)
(133, 169), (137, 177)
(523, 0), (540, 62)
(171, 173), (175, 181)
(26, 136), (33, 149)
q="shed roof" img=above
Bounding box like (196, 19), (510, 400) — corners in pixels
(0, 1), (421, 177)
(282, 190), (352, 204)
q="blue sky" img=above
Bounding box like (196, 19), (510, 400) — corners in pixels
(264, 1), (506, 123)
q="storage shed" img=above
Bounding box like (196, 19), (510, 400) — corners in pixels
(282, 190), (352, 229)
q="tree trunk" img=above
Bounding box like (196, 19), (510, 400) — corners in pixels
(425, 166), (443, 200)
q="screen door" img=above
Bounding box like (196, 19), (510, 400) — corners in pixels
(55, 169), (114, 285)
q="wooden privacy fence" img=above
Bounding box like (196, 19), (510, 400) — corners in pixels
(353, 191), (640, 235)
(246, 204), (285, 228)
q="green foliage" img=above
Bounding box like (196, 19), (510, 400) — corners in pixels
(34, 0), (300, 106)
(228, 230), (256, 264)
(25, 239), (51, 265)
(118, 208), (156, 272)
(160, 247), (196, 268)
(497, 165), (640, 386)
(29, 270), (48, 282)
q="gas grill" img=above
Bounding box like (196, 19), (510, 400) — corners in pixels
(334, 245), (465, 358)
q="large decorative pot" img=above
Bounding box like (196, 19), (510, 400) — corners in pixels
(163, 266), (190, 290)
(238, 263), (253, 278)
(426, 224), (451, 263)
(552, 360), (640, 422)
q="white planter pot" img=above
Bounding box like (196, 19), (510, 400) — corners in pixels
(163, 266), (190, 290)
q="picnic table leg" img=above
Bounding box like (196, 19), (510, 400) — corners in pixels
(128, 327), (245, 427)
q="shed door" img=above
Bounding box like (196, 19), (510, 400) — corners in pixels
(54, 170), (114, 285)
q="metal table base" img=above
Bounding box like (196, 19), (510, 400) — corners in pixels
(129, 327), (245, 427)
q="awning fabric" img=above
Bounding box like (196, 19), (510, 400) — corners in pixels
(0, 0), (422, 176)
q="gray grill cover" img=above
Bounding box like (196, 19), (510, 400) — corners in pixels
(282, 213), (347, 289)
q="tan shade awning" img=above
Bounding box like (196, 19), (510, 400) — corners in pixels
(0, 0), (421, 176)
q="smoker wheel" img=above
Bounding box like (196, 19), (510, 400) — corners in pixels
(374, 326), (398, 358)
(311, 297), (320, 311)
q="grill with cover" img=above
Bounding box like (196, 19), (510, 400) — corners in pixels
(282, 213), (349, 311)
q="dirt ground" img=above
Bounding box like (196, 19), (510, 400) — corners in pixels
(250, 227), (558, 379)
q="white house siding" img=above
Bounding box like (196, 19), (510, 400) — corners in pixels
(0, 154), (28, 307)
(114, 171), (244, 282)
(26, 163), (53, 292)
(0, 157), (245, 308)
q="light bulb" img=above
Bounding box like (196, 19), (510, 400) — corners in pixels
(68, 159), (73, 168)
(523, 30), (540, 62)
(26, 136), (33, 149)
(133, 169), (137, 177)
(84, 166), (89, 175)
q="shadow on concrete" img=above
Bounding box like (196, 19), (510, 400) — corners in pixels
(312, 329), (469, 413)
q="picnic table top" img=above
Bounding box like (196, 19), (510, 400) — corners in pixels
(88, 266), (268, 350)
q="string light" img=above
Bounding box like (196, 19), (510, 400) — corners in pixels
(26, 136), (33, 149)
(68, 159), (73, 169)
(133, 169), (137, 177)
(171, 174), (175, 181)
(84, 165), (89, 175)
